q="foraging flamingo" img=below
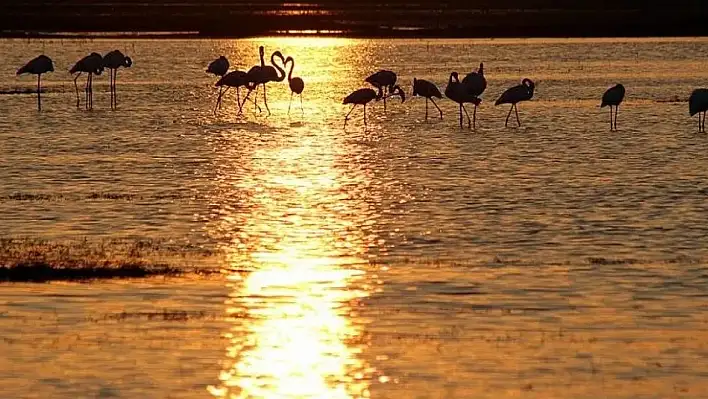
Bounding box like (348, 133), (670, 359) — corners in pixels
(445, 72), (482, 129)
(412, 78), (443, 120)
(284, 55), (305, 115)
(689, 88), (708, 133)
(70, 52), (104, 110)
(102, 50), (132, 109)
(244, 46), (285, 115)
(461, 62), (486, 124)
(207, 56), (230, 110)
(366, 70), (398, 112)
(343, 85), (405, 127)
(495, 78), (535, 127)
(16, 55), (54, 111)
(601, 84), (625, 131)
(214, 70), (251, 115)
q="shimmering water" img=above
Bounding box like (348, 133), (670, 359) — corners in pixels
(1, 37), (708, 398)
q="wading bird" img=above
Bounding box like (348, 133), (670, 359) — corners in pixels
(207, 56), (230, 110)
(17, 55), (54, 111)
(366, 70), (398, 112)
(343, 85), (405, 127)
(70, 52), (104, 110)
(689, 88), (708, 133)
(412, 78), (443, 120)
(214, 70), (252, 115)
(601, 83), (625, 131)
(495, 78), (535, 127)
(445, 72), (481, 129)
(244, 46), (285, 115)
(102, 50), (132, 109)
(284, 55), (305, 115)
(461, 62), (486, 124)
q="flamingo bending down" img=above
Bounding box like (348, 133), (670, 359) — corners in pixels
(412, 78), (443, 120)
(214, 70), (252, 115)
(689, 88), (708, 133)
(601, 84), (625, 131)
(343, 85), (405, 127)
(243, 46), (285, 115)
(17, 55), (54, 111)
(284, 55), (305, 115)
(461, 62), (487, 125)
(495, 78), (535, 127)
(366, 70), (397, 112)
(445, 72), (481, 129)
(207, 56), (230, 110)
(102, 50), (132, 109)
(70, 52), (104, 110)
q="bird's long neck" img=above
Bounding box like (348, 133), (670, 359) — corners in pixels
(286, 57), (294, 82)
(270, 52), (286, 82)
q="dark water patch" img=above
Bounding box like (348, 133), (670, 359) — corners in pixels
(0, 87), (48, 95)
(0, 261), (196, 282)
(89, 309), (223, 322)
(587, 257), (641, 265)
(1, 192), (200, 202)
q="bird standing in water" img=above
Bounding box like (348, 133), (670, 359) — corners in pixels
(70, 52), (104, 110)
(495, 78), (535, 127)
(601, 83), (625, 131)
(102, 50), (133, 109)
(207, 56), (230, 110)
(412, 78), (443, 120)
(343, 85), (405, 127)
(17, 55), (54, 111)
(689, 88), (708, 133)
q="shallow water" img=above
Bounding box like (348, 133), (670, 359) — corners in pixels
(1, 37), (708, 398)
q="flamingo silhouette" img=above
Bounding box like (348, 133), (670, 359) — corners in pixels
(601, 84), (625, 131)
(445, 72), (481, 128)
(366, 70), (397, 112)
(207, 56), (230, 110)
(283, 55), (304, 115)
(102, 50), (132, 109)
(70, 52), (104, 110)
(17, 55), (54, 111)
(412, 78), (443, 120)
(495, 78), (535, 127)
(461, 62), (487, 124)
(689, 88), (708, 133)
(343, 85), (405, 127)
(244, 46), (285, 115)
(214, 70), (255, 115)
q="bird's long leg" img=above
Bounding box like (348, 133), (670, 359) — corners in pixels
(288, 91), (293, 115)
(89, 73), (93, 110)
(73, 73), (81, 108)
(383, 94), (387, 113)
(114, 70), (119, 110)
(37, 74), (41, 111)
(214, 86), (229, 115)
(505, 104), (513, 127)
(431, 98), (442, 119)
(84, 73), (90, 110)
(300, 93), (304, 116)
(344, 104), (356, 127)
(425, 98), (429, 121)
(218, 86), (223, 110)
(462, 104), (472, 128)
(236, 88), (242, 115)
(514, 104), (521, 126)
(702, 111), (706, 133)
(459, 104), (463, 128)
(364, 104), (367, 126)
(262, 83), (270, 116)
(615, 105), (619, 131)
(609, 106), (613, 130)
(252, 85), (260, 112)
(473, 104), (478, 130)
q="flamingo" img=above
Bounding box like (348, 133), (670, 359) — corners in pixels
(366, 70), (397, 112)
(207, 56), (230, 110)
(70, 52), (104, 110)
(495, 78), (535, 127)
(343, 85), (405, 127)
(283, 55), (305, 115)
(412, 78), (443, 120)
(601, 84), (625, 131)
(214, 70), (255, 115)
(102, 50), (132, 109)
(461, 62), (487, 124)
(243, 46), (285, 115)
(16, 55), (54, 111)
(689, 88), (708, 133)
(445, 72), (481, 129)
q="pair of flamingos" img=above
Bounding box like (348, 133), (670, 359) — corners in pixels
(16, 50), (132, 111)
(207, 46), (305, 116)
(344, 63), (536, 129)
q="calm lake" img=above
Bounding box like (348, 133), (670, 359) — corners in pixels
(1, 37), (708, 398)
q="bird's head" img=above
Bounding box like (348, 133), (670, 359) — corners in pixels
(391, 85), (405, 103)
(124, 56), (133, 68)
(449, 72), (459, 83)
(259, 46), (265, 56)
(478, 62), (484, 75)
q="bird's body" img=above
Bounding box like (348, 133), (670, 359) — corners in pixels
(243, 47), (285, 115)
(601, 83), (625, 131)
(366, 69), (398, 112)
(70, 52), (104, 109)
(461, 62), (487, 97)
(214, 70), (251, 114)
(343, 85), (405, 127)
(284, 55), (305, 115)
(412, 78), (443, 120)
(103, 50), (132, 109)
(689, 88), (708, 132)
(445, 72), (481, 128)
(17, 54), (54, 111)
(495, 78), (535, 127)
